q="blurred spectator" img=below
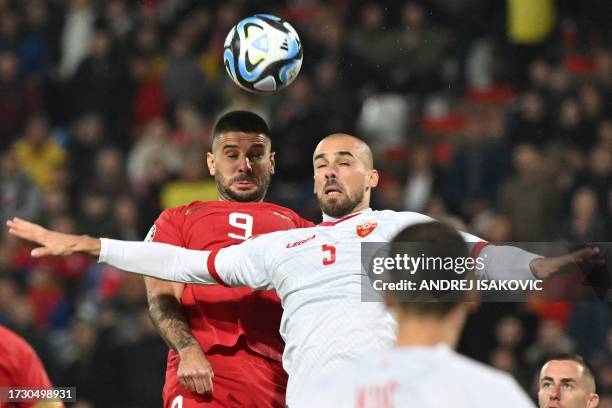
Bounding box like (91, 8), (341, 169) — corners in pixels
(402, 144), (442, 212)
(160, 151), (217, 209)
(20, 0), (51, 81)
(446, 114), (508, 219)
(506, 91), (551, 148)
(0, 150), (42, 224)
(67, 114), (104, 195)
(127, 118), (182, 191)
(163, 34), (207, 109)
(273, 77), (325, 183)
(555, 97), (593, 152)
(113, 196), (141, 240)
(573, 145), (612, 219)
(132, 24), (165, 80)
(347, 3), (396, 89)
(393, 2), (450, 93)
(25, 265), (63, 327)
(525, 319), (573, 374)
(12, 115), (65, 191)
(77, 191), (115, 238)
(70, 29), (121, 121)
(0, 51), (44, 147)
(91, 146), (129, 197)
(561, 187), (607, 241)
(58, 0), (94, 80)
(129, 55), (166, 129)
(170, 102), (209, 149)
(499, 144), (560, 240)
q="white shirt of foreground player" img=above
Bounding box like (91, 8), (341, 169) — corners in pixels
(99, 208), (540, 406)
(303, 344), (536, 408)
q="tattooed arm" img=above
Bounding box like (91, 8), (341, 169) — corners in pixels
(145, 278), (214, 395)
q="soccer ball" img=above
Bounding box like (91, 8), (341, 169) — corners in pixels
(223, 14), (303, 93)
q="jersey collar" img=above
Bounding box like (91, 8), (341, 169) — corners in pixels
(319, 208), (372, 226)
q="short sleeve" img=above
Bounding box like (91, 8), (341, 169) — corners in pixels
(147, 207), (184, 246)
(210, 233), (281, 290)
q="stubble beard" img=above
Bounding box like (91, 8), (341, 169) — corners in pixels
(320, 188), (364, 218)
(216, 173), (270, 202)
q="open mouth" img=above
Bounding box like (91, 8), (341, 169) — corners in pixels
(324, 185), (343, 197)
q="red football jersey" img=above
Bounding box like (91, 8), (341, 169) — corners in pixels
(0, 325), (56, 408)
(150, 201), (313, 362)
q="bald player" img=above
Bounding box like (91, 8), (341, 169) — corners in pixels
(7, 134), (597, 407)
(539, 354), (599, 408)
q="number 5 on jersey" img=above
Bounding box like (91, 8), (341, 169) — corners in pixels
(322, 244), (336, 265)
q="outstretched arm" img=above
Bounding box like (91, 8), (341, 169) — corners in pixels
(389, 212), (600, 280)
(7, 218), (217, 284)
(7, 218), (276, 289)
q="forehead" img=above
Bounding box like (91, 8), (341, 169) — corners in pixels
(215, 132), (268, 150)
(541, 360), (583, 380)
(313, 138), (363, 160)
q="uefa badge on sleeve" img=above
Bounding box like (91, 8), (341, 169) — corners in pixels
(356, 222), (377, 238)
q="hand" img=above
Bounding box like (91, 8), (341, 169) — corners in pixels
(177, 345), (214, 395)
(530, 246), (601, 280)
(6, 217), (101, 257)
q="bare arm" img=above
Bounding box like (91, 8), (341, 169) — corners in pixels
(145, 279), (194, 350)
(145, 278), (213, 394)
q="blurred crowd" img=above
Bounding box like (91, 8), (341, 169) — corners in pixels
(0, 0), (610, 407)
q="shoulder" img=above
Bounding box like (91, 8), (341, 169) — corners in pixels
(0, 326), (33, 361)
(261, 202), (314, 227)
(370, 210), (434, 234)
(158, 201), (216, 220)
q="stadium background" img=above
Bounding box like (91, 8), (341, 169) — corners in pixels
(0, 0), (610, 406)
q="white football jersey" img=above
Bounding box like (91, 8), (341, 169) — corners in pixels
(100, 208), (540, 407)
(207, 208), (538, 406)
(304, 344), (536, 408)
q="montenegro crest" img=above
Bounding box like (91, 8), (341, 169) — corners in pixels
(356, 222), (378, 238)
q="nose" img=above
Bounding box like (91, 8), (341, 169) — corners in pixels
(324, 164), (337, 179)
(550, 384), (561, 400)
(237, 156), (252, 173)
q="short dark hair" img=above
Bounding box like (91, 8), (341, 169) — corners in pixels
(387, 222), (470, 316)
(212, 110), (270, 141)
(543, 353), (597, 391)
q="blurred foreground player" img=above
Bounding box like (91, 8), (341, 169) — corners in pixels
(7, 134), (598, 407)
(538, 354), (599, 408)
(144, 111), (311, 408)
(307, 222), (535, 408)
(0, 325), (64, 408)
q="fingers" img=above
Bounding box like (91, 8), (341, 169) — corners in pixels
(179, 376), (196, 393)
(571, 247), (600, 262)
(6, 218), (45, 244)
(31, 247), (53, 258)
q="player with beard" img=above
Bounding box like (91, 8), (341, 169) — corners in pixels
(7, 134), (599, 407)
(142, 111), (312, 408)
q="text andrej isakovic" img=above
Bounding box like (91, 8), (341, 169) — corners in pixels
(370, 254), (544, 292)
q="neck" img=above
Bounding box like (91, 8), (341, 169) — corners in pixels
(322, 206), (371, 221)
(394, 307), (466, 349)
